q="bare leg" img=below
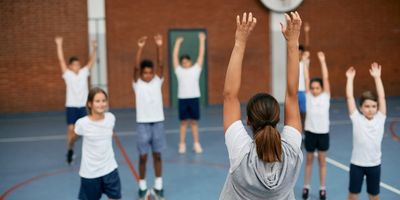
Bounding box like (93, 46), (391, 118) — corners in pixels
(304, 152), (314, 187)
(348, 193), (359, 200)
(190, 120), (200, 144)
(179, 120), (188, 145)
(67, 125), (76, 150)
(139, 154), (148, 179)
(368, 194), (379, 200)
(153, 152), (162, 177)
(318, 151), (327, 189)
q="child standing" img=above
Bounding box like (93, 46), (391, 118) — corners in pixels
(172, 32), (206, 154)
(302, 51), (331, 200)
(346, 63), (386, 200)
(132, 34), (165, 200)
(55, 36), (97, 164)
(74, 87), (121, 200)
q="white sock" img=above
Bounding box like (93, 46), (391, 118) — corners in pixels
(154, 177), (163, 190)
(304, 184), (311, 189)
(320, 186), (326, 190)
(139, 179), (147, 190)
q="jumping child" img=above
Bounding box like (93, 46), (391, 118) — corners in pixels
(55, 36), (97, 164)
(172, 32), (206, 154)
(346, 63), (386, 200)
(220, 12), (303, 199)
(74, 87), (121, 200)
(302, 51), (331, 200)
(132, 34), (166, 200)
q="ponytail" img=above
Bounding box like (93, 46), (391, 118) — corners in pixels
(254, 125), (282, 162)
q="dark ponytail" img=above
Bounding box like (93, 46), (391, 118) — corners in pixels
(247, 93), (282, 162)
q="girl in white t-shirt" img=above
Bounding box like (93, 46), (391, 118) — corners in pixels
(221, 12), (303, 200)
(302, 51), (330, 200)
(345, 63), (386, 200)
(74, 88), (121, 200)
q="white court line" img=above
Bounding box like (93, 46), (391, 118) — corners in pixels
(325, 157), (400, 195)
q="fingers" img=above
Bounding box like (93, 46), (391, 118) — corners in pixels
(236, 15), (240, 27)
(242, 12), (247, 25)
(249, 17), (257, 32)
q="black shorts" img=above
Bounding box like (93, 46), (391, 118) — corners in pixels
(178, 98), (200, 120)
(349, 164), (381, 195)
(79, 169), (121, 200)
(304, 131), (329, 152)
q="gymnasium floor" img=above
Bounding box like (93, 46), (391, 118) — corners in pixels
(1, 98), (399, 200)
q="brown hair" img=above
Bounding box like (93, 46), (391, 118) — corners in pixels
(247, 93), (282, 162)
(86, 87), (108, 115)
(360, 91), (377, 106)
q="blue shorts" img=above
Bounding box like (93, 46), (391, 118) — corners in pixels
(66, 107), (87, 125)
(297, 91), (306, 114)
(79, 169), (121, 200)
(349, 164), (381, 195)
(136, 122), (166, 155)
(304, 131), (330, 152)
(178, 98), (200, 120)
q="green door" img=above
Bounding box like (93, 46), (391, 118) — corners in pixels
(168, 29), (208, 108)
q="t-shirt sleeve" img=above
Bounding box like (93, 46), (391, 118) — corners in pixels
(376, 111), (387, 123)
(350, 110), (361, 121)
(225, 120), (252, 172)
(62, 70), (70, 80)
(74, 119), (84, 136)
(108, 112), (116, 128)
(193, 63), (202, 74)
(81, 66), (90, 77)
(174, 66), (182, 76)
(280, 126), (302, 150)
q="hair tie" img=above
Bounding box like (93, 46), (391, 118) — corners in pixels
(262, 120), (275, 128)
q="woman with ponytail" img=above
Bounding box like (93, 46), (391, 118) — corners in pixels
(220, 11), (303, 200)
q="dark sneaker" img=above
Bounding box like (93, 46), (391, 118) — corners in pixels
(138, 189), (149, 200)
(319, 189), (327, 200)
(66, 149), (74, 165)
(302, 188), (309, 200)
(152, 188), (165, 200)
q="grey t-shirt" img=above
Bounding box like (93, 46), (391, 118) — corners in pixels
(220, 120), (303, 200)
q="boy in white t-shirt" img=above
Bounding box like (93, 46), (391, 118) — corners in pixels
(345, 63), (386, 200)
(54, 36), (97, 164)
(132, 34), (166, 200)
(74, 87), (121, 200)
(172, 32), (206, 154)
(302, 51), (330, 200)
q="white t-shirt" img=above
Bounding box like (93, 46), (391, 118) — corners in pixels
(74, 112), (118, 178)
(298, 61), (305, 91)
(350, 111), (386, 167)
(132, 76), (165, 123)
(62, 67), (89, 107)
(225, 120), (302, 173)
(175, 63), (202, 99)
(305, 92), (330, 133)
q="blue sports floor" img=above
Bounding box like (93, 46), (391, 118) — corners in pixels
(1, 98), (399, 200)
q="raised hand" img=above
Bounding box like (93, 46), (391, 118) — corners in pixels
(154, 34), (162, 46)
(280, 12), (302, 44)
(346, 67), (356, 79)
(369, 62), (381, 79)
(199, 32), (206, 41)
(302, 51), (310, 61)
(176, 36), (184, 44)
(317, 51), (325, 62)
(55, 36), (63, 45)
(304, 22), (310, 32)
(138, 36), (148, 48)
(235, 12), (257, 44)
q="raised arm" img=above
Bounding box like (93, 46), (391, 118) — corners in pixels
(196, 32), (206, 68)
(302, 51), (311, 93)
(303, 22), (310, 49)
(346, 67), (357, 115)
(173, 37), (184, 69)
(318, 51), (330, 94)
(154, 34), (164, 78)
(86, 40), (97, 70)
(369, 62), (386, 115)
(282, 12), (302, 133)
(55, 36), (67, 73)
(223, 12), (257, 131)
(134, 36), (147, 82)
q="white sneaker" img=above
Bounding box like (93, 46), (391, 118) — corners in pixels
(178, 143), (186, 154)
(193, 143), (203, 153)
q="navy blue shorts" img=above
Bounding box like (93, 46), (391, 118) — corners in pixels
(66, 107), (87, 125)
(349, 164), (381, 195)
(178, 98), (200, 120)
(297, 91), (306, 114)
(79, 169), (121, 200)
(304, 131), (329, 152)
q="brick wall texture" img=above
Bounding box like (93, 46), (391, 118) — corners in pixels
(1, 0), (399, 112)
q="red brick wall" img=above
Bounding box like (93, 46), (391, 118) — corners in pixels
(105, 0), (271, 108)
(297, 0), (400, 97)
(0, 0), (88, 113)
